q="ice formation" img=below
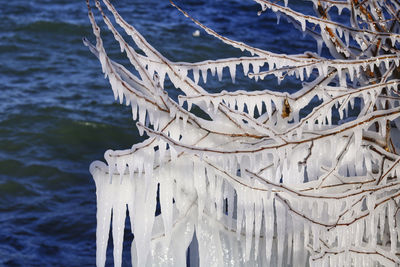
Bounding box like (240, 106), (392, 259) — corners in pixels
(86, 0), (400, 266)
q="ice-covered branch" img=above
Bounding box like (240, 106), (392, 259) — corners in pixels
(86, 0), (400, 266)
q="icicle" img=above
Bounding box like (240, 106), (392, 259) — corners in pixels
(210, 65), (216, 76)
(217, 65), (223, 81)
(228, 63), (236, 83)
(93, 165), (113, 267)
(112, 178), (128, 267)
(106, 154), (116, 183)
(337, 27), (343, 38)
(282, 213), (291, 265)
(266, 99), (272, 117)
(196, 213), (224, 266)
(131, 99), (138, 121)
(236, 98), (245, 112)
(194, 160), (206, 218)
(226, 184), (235, 229)
(379, 205), (386, 242)
(253, 192), (262, 259)
(263, 194), (274, 265)
(305, 65), (312, 79)
(117, 84), (124, 105)
(354, 127), (362, 149)
(298, 67), (304, 81)
(169, 143), (178, 161)
(116, 158), (126, 183)
(193, 68), (200, 84)
(138, 105), (147, 126)
(251, 62), (260, 74)
(242, 61), (249, 76)
(388, 201), (397, 253)
(158, 139), (167, 162)
(236, 190), (244, 241)
(244, 189), (254, 261)
(384, 58), (390, 70)
(179, 67), (188, 79)
(344, 30), (349, 47)
(158, 68), (166, 88)
(247, 100), (255, 118)
(275, 199), (286, 267)
(299, 17), (306, 31)
(292, 206), (304, 267)
(321, 63), (328, 77)
(381, 119), (386, 138)
(303, 216), (310, 247)
(133, 175), (158, 267)
(206, 168), (216, 214)
(312, 224), (320, 252)
(148, 63), (155, 81)
(211, 98), (220, 113)
(255, 100), (262, 117)
(201, 67), (208, 83)
(215, 175), (223, 220)
(276, 12), (281, 24)
(337, 67), (346, 87)
(347, 65), (354, 81)
(160, 164), (173, 241)
(187, 99), (193, 111)
(317, 39), (323, 55)
(355, 218), (364, 246)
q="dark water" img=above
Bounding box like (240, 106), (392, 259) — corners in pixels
(0, 0), (315, 266)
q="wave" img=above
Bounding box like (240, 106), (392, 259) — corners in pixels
(15, 20), (89, 35)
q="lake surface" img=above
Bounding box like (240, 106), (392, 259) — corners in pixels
(0, 0), (315, 266)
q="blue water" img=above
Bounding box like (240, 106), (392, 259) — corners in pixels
(0, 1), (315, 266)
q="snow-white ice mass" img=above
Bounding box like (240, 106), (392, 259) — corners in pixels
(86, 0), (400, 266)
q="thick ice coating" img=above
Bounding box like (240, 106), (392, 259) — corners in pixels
(87, 0), (400, 266)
